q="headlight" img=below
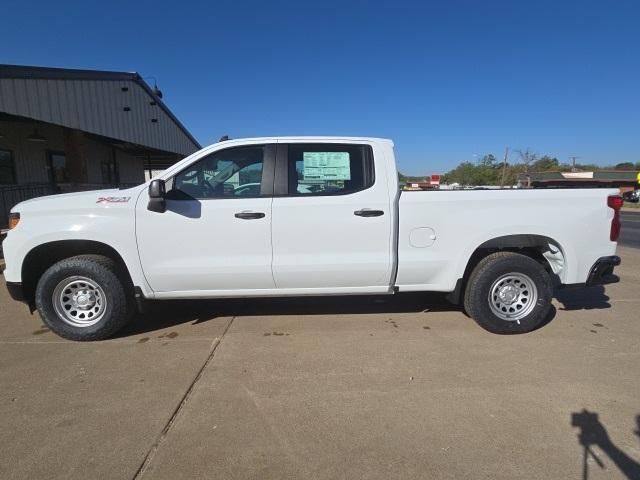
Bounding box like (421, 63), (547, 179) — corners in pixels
(8, 212), (20, 230)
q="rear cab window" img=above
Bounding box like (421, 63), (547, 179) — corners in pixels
(282, 144), (375, 196)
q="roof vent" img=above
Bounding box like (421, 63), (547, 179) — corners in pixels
(219, 135), (230, 142)
(153, 86), (163, 98)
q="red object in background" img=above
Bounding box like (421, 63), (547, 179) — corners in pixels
(431, 175), (441, 185)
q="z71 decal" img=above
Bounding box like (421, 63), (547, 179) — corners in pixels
(96, 196), (131, 204)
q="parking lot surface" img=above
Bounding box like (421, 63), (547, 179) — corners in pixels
(620, 210), (640, 248)
(1, 246), (639, 480)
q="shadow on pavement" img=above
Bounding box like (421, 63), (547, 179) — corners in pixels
(123, 258), (640, 336)
(555, 285), (611, 311)
(116, 291), (564, 337)
(571, 409), (640, 480)
(116, 292), (459, 337)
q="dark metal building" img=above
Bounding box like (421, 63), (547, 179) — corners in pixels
(0, 64), (200, 226)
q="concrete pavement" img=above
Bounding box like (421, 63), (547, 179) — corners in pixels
(1, 247), (639, 479)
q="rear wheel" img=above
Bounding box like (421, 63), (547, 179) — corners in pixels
(464, 252), (553, 334)
(35, 255), (133, 341)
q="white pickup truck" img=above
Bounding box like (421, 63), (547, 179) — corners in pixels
(2, 137), (622, 340)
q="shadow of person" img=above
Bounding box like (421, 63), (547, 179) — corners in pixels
(555, 286), (611, 311)
(571, 409), (640, 480)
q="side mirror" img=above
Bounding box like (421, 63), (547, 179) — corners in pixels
(148, 179), (166, 213)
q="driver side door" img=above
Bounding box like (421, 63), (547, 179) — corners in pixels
(136, 144), (276, 294)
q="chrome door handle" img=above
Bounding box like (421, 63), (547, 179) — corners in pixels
(354, 209), (384, 217)
(234, 211), (265, 220)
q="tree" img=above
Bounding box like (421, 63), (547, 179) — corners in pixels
(615, 162), (635, 170)
(398, 172), (426, 183)
(442, 161), (481, 186)
(441, 154), (504, 186)
(441, 150), (566, 187)
(479, 154), (497, 167)
(532, 156), (559, 171)
(515, 148), (538, 173)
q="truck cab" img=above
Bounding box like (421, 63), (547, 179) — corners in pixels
(136, 138), (397, 296)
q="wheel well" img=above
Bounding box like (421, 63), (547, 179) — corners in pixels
(21, 240), (132, 307)
(447, 234), (564, 304)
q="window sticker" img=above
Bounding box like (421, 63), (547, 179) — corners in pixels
(302, 152), (351, 180)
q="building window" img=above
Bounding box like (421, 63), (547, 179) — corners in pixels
(47, 151), (68, 185)
(0, 149), (16, 184)
(102, 160), (116, 185)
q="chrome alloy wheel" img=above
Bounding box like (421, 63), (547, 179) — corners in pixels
(488, 272), (538, 323)
(52, 276), (107, 327)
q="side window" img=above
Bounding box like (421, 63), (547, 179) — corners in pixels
(101, 159), (117, 185)
(287, 144), (373, 195)
(47, 152), (68, 185)
(0, 149), (16, 184)
(170, 146), (265, 199)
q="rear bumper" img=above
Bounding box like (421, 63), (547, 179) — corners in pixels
(586, 255), (621, 286)
(6, 281), (26, 302)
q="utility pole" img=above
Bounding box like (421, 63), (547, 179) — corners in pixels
(500, 146), (509, 187)
(569, 155), (580, 172)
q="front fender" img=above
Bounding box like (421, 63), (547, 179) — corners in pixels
(2, 210), (151, 296)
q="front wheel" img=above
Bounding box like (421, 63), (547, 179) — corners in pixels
(464, 252), (553, 334)
(35, 255), (133, 341)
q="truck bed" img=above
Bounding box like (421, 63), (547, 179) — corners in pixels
(395, 188), (618, 291)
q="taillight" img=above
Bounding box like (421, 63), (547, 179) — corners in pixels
(607, 196), (624, 210)
(607, 195), (622, 241)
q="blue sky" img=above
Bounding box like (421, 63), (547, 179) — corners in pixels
(1, 0), (638, 175)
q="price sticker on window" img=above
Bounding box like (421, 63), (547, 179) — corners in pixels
(302, 152), (351, 180)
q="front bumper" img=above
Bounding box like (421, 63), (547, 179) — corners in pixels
(586, 255), (621, 286)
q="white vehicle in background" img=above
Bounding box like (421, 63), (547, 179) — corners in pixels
(2, 137), (622, 341)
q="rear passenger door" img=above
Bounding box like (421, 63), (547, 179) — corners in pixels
(270, 142), (393, 292)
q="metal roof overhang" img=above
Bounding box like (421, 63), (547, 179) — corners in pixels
(0, 64), (201, 156)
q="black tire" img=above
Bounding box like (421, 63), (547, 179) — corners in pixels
(463, 252), (553, 334)
(35, 255), (133, 341)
